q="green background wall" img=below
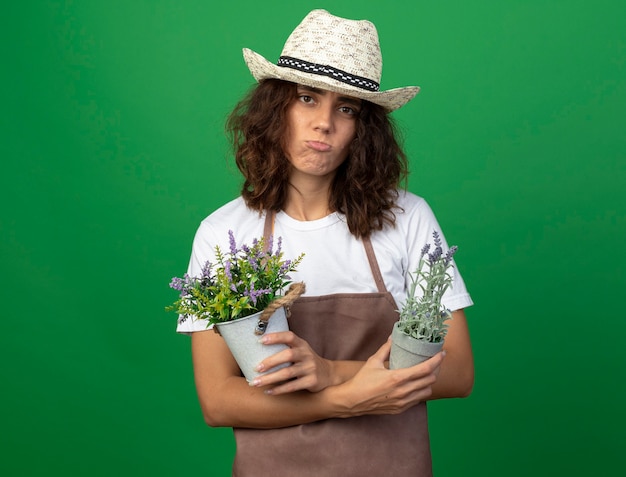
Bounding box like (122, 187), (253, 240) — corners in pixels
(2, 1), (624, 475)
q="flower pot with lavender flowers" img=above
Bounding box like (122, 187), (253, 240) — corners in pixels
(389, 231), (457, 370)
(167, 230), (305, 381)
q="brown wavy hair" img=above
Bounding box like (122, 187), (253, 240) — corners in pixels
(226, 79), (408, 238)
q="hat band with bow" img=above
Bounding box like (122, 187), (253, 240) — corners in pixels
(277, 56), (381, 92)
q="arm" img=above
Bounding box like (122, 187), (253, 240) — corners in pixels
(191, 330), (443, 429)
(192, 330), (333, 428)
(253, 308), (473, 399)
(429, 308), (474, 399)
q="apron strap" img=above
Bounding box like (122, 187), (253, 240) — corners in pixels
(362, 235), (388, 294)
(263, 210), (275, 251)
(262, 210), (389, 294)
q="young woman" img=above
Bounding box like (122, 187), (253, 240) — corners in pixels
(177, 10), (474, 477)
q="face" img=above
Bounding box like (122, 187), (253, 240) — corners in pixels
(284, 85), (361, 180)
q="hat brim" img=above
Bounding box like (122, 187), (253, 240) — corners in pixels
(243, 48), (419, 111)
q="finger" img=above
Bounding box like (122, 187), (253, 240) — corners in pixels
(254, 347), (298, 377)
(404, 350), (445, 378)
(252, 350), (312, 387)
(252, 354), (322, 390)
(258, 331), (300, 346)
(382, 386), (435, 414)
(264, 362), (324, 395)
(267, 377), (310, 395)
(421, 350), (446, 372)
(377, 374), (438, 412)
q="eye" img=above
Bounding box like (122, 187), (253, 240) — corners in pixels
(298, 94), (314, 104)
(339, 105), (359, 116)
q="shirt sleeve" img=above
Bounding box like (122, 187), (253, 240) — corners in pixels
(400, 193), (474, 312)
(175, 221), (220, 334)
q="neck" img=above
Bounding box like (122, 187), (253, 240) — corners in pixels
(283, 173), (334, 221)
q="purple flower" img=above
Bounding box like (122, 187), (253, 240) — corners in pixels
(244, 282), (258, 305)
(169, 277), (185, 291)
(228, 230), (238, 255)
(170, 273), (195, 297)
(444, 246), (458, 265)
(420, 243), (431, 257)
(249, 244), (262, 264)
(266, 235), (274, 255)
(243, 281), (271, 306)
(428, 246), (443, 264)
(248, 255), (259, 271)
(201, 261), (212, 279)
(279, 259), (292, 275)
(276, 236), (283, 255)
(224, 260), (232, 282)
(432, 230), (442, 248)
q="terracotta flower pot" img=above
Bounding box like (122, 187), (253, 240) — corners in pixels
(389, 322), (444, 369)
(215, 306), (291, 382)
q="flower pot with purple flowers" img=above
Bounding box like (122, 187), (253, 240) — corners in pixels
(390, 231), (457, 369)
(168, 230), (305, 381)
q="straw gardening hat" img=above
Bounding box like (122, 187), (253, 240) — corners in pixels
(243, 9), (420, 111)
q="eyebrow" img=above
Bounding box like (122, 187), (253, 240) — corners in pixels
(297, 85), (362, 107)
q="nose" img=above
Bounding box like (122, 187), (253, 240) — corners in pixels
(314, 104), (334, 133)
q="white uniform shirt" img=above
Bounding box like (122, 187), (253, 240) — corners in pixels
(176, 190), (473, 333)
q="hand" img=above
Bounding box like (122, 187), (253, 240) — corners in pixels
(336, 338), (445, 417)
(250, 331), (335, 395)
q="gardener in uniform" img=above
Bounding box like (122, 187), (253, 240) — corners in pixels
(177, 9), (474, 477)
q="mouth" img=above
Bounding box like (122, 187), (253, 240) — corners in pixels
(306, 141), (331, 152)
